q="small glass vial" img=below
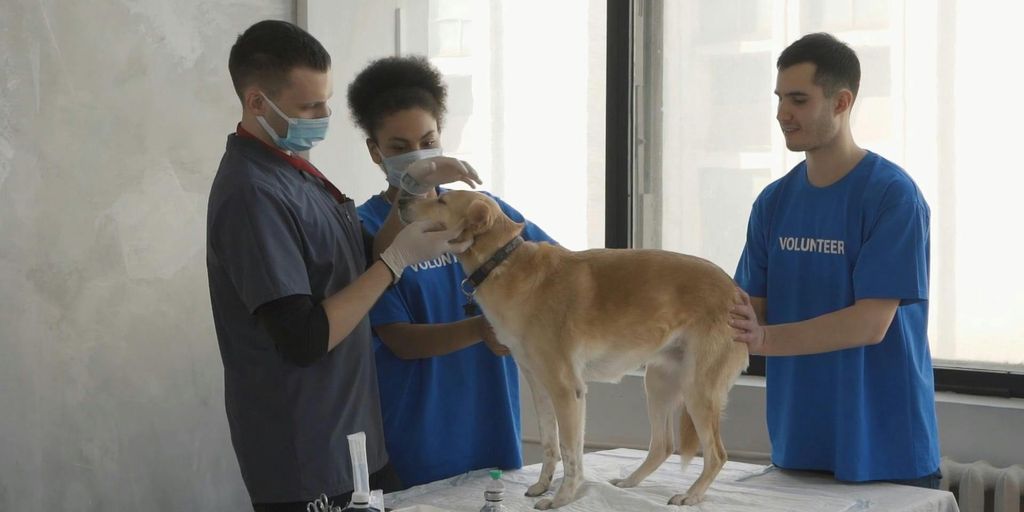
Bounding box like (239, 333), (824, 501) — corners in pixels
(480, 469), (508, 512)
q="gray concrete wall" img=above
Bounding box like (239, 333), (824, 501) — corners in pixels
(0, 1), (291, 509)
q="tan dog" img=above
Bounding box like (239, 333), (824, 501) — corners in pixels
(400, 190), (748, 509)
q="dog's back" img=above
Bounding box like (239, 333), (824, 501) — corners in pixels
(478, 242), (742, 367)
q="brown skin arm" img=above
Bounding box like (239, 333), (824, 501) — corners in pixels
(375, 315), (510, 360)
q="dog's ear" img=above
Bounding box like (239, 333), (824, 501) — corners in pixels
(466, 199), (496, 234)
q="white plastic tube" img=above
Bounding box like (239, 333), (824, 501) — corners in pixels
(347, 432), (370, 498)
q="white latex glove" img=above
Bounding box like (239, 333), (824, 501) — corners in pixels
(379, 220), (472, 283)
(400, 156), (482, 195)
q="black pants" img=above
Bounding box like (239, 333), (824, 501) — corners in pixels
(252, 463), (403, 512)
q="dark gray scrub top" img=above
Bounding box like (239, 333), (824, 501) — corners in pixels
(206, 134), (386, 503)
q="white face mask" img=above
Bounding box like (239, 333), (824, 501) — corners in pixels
(379, 147), (443, 188)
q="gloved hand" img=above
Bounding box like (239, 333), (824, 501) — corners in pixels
(379, 220), (472, 283)
(400, 156), (482, 195)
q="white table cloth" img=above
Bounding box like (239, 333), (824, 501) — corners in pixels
(387, 448), (959, 511)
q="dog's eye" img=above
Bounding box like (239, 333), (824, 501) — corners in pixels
(437, 197), (446, 205)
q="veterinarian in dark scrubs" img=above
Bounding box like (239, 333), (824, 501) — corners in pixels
(205, 20), (475, 511)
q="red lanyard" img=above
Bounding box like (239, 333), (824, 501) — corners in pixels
(236, 124), (349, 204)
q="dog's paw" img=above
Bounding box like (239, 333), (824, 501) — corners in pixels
(535, 494), (575, 510)
(668, 492), (704, 506)
(525, 481), (550, 497)
(609, 477), (637, 488)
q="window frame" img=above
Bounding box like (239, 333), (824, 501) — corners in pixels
(604, 0), (633, 249)
(604, 0), (1024, 399)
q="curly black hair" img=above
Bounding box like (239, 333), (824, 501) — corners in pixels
(347, 55), (448, 139)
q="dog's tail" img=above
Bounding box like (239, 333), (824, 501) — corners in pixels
(678, 408), (699, 472)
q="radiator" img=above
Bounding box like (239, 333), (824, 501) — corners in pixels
(941, 457), (1024, 512)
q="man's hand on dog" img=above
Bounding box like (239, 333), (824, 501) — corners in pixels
(475, 316), (511, 357)
(729, 288), (767, 354)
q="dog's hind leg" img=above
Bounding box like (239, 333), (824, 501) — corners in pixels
(668, 387), (727, 506)
(521, 365), (560, 497)
(610, 361), (682, 488)
(533, 368), (587, 510)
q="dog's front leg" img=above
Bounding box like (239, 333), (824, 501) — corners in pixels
(534, 380), (586, 510)
(521, 366), (560, 497)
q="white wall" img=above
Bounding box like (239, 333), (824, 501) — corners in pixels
(298, 0), (408, 203)
(0, 1), (292, 509)
(522, 375), (1024, 472)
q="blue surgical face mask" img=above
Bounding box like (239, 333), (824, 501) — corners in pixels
(256, 92), (330, 152)
(379, 147), (444, 188)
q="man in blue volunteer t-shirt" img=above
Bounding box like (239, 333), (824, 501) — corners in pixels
(729, 32), (942, 489)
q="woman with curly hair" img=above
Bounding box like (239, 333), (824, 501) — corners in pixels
(348, 55), (557, 488)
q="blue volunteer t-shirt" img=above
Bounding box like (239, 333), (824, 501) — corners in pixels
(735, 151), (940, 482)
(357, 189), (557, 487)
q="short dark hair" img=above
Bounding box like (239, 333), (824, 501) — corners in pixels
(777, 32), (860, 99)
(347, 55), (447, 139)
(228, 20), (330, 101)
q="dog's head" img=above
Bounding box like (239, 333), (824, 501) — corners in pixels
(399, 190), (514, 251)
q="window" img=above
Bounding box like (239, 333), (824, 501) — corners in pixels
(304, 0), (1023, 394)
(630, 0), (1024, 377)
(301, 0), (606, 250)
(413, 0), (608, 250)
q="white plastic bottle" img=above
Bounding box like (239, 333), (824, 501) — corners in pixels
(341, 432), (381, 512)
(480, 469), (508, 512)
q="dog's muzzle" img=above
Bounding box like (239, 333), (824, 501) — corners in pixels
(396, 192), (423, 224)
